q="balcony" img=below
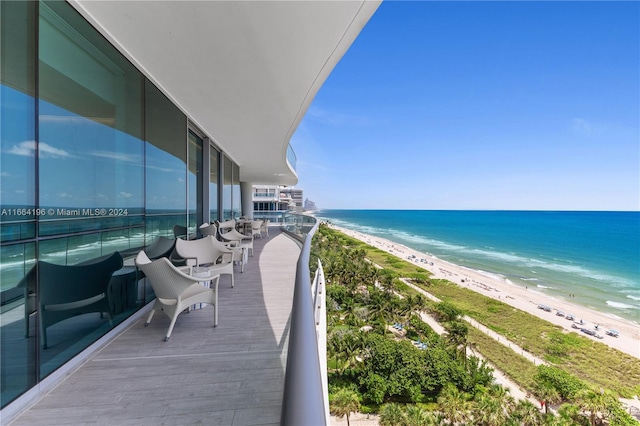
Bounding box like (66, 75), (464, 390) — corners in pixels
(7, 225), (322, 425)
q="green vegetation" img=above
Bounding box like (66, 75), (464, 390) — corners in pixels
(329, 387), (360, 426)
(314, 224), (639, 425)
(414, 278), (640, 396)
(467, 327), (539, 392)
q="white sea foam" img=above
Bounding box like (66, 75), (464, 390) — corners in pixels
(522, 278), (539, 282)
(350, 225), (636, 291)
(451, 247), (636, 289)
(626, 295), (640, 301)
(474, 269), (506, 281)
(537, 284), (553, 289)
(606, 301), (639, 310)
(397, 232), (468, 252)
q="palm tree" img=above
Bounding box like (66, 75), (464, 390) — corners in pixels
(330, 388), (360, 426)
(512, 399), (543, 426)
(367, 288), (393, 326)
(533, 381), (561, 414)
(379, 273), (397, 294)
(472, 385), (513, 426)
(328, 330), (364, 374)
(578, 390), (610, 426)
(405, 405), (435, 426)
(556, 403), (586, 426)
(446, 320), (469, 359)
(379, 403), (407, 426)
(438, 384), (472, 425)
(488, 384), (515, 415)
(408, 293), (427, 314)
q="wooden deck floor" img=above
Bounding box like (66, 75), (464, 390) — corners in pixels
(9, 229), (300, 426)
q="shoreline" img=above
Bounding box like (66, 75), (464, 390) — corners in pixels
(327, 223), (640, 359)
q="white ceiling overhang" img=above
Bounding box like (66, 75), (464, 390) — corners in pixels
(70, 0), (380, 186)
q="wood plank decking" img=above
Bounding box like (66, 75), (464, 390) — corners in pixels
(9, 229), (300, 426)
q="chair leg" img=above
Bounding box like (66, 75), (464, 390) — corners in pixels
(164, 313), (180, 341)
(230, 272), (234, 288)
(145, 309), (155, 326)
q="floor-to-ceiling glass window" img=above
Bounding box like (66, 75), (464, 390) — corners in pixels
(188, 131), (203, 233)
(222, 156), (233, 219)
(144, 83), (187, 243)
(209, 147), (219, 221)
(0, 0), (38, 408)
(1, 0), (217, 410)
(36, 0), (145, 377)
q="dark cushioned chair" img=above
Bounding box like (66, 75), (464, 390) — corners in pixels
(22, 252), (123, 348)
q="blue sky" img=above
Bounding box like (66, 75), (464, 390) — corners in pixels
(291, 1), (639, 211)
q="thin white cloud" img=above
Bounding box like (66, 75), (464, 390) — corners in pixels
(296, 160), (334, 172)
(8, 141), (72, 158)
(89, 151), (140, 163)
(177, 177), (185, 183)
(1, 172), (9, 177)
(7, 141), (36, 157)
(307, 106), (372, 127)
(572, 118), (592, 136)
(119, 192), (133, 199)
(57, 192), (73, 198)
(146, 164), (182, 173)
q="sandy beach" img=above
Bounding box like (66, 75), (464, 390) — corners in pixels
(327, 224), (640, 359)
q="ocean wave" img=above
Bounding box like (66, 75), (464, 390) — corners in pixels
(626, 295), (640, 301)
(606, 301), (639, 310)
(453, 247), (637, 289)
(537, 284), (553, 289)
(328, 218), (638, 292)
(396, 232), (468, 252)
(522, 278), (539, 281)
(474, 270), (505, 281)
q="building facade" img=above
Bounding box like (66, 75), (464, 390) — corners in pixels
(253, 185), (303, 222)
(0, 0), (379, 414)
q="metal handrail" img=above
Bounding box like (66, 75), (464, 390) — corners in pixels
(280, 215), (326, 425)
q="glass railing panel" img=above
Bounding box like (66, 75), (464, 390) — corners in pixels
(252, 211), (287, 224)
(280, 214), (327, 425)
(282, 212), (317, 242)
(286, 144), (297, 172)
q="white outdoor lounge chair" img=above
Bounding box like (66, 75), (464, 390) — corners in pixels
(250, 220), (263, 239)
(216, 219), (254, 257)
(175, 236), (237, 286)
(199, 222), (218, 238)
(135, 251), (219, 341)
(198, 223), (245, 270)
(209, 230), (246, 272)
(260, 219), (270, 238)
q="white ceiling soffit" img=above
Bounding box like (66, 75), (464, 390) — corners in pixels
(70, 0), (381, 186)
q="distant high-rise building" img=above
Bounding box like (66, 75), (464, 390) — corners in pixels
(304, 198), (317, 211)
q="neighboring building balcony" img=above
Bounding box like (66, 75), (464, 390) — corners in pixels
(252, 193), (280, 202)
(6, 217), (327, 425)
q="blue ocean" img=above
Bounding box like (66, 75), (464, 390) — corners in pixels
(315, 210), (640, 323)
